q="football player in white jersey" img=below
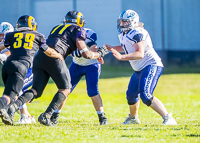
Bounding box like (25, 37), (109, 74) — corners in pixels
(104, 10), (177, 125)
(0, 22), (36, 124)
(51, 28), (108, 125)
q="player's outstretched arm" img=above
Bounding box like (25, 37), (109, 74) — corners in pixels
(104, 44), (124, 52)
(111, 41), (144, 61)
(44, 47), (64, 62)
(76, 38), (108, 59)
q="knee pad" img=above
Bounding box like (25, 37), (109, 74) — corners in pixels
(128, 101), (138, 105)
(142, 96), (153, 106)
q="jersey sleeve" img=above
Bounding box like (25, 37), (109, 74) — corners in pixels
(38, 33), (48, 51)
(3, 33), (11, 47)
(85, 29), (97, 47)
(74, 26), (87, 41)
(126, 29), (144, 45)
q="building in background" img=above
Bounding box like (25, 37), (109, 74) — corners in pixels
(0, 0), (200, 66)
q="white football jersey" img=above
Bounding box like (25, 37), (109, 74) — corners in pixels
(118, 27), (163, 71)
(71, 28), (98, 66)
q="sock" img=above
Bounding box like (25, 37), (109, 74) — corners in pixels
(96, 110), (104, 114)
(54, 109), (61, 114)
(45, 92), (66, 116)
(14, 90), (34, 111)
(0, 96), (9, 110)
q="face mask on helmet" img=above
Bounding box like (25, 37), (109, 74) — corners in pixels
(16, 15), (37, 31)
(64, 10), (85, 27)
(117, 10), (139, 33)
(0, 22), (14, 42)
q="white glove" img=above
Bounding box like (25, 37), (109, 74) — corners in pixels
(0, 53), (8, 64)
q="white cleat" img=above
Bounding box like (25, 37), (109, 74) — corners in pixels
(162, 113), (177, 125)
(121, 114), (141, 124)
(15, 114), (36, 124)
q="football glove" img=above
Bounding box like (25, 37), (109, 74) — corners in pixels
(97, 46), (109, 57)
(0, 53), (8, 64)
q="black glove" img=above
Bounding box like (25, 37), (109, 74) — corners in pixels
(97, 46), (109, 57)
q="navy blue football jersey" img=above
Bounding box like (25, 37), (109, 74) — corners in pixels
(46, 23), (87, 59)
(4, 30), (48, 65)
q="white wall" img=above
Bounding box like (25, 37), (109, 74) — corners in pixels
(1, 0), (200, 51)
(34, 0), (121, 47)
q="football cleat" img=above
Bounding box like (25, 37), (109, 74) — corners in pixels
(98, 112), (108, 125)
(162, 113), (177, 125)
(0, 109), (13, 125)
(121, 114), (141, 124)
(50, 112), (60, 125)
(15, 114), (36, 124)
(38, 113), (54, 126)
(7, 104), (16, 124)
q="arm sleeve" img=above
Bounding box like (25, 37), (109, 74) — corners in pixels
(3, 34), (11, 47)
(75, 27), (87, 41)
(39, 34), (49, 51)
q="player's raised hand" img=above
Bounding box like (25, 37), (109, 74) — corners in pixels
(103, 44), (112, 51)
(97, 57), (104, 64)
(111, 48), (122, 60)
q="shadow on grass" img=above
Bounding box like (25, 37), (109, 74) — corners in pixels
(121, 135), (142, 138)
(186, 134), (200, 137)
(0, 64), (200, 86)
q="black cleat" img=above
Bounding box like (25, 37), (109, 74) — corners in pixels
(7, 104), (15, 123)
(0, 109), (13, 125)
(98, 112), (108, 125)
(50, 112), (59, 125)
(38, 113), (54, 126)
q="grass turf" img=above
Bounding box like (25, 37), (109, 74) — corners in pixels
(0, 73), (199, 142)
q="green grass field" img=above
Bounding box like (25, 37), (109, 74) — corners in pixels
(0, 67), (199, 143)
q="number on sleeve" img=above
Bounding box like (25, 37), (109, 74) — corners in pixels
(51, 24), (71, 35)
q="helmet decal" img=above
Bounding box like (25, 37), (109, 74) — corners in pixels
(17, 15), (37, 31)
(0, 22), (14, 34)
(77, 12), (84, 27)
(64, 10), (85, 27)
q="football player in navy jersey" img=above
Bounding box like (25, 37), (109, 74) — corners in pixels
(10, 10), (108, 126)
(51, 28), (108, 125)
(0, 22), (36, 124)
(104, 10), (177, 125)
(0, 15), (63, 125)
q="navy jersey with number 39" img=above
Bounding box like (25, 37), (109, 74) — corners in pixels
(4, 30), (47, 65)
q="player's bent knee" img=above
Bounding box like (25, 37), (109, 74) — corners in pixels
(128, 101), (138, 105)
(142, 97), (153, 106)
(59, 89), (70, 97)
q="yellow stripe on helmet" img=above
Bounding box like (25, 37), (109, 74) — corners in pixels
(28, 16), (36, 31)
(77, 12), (84, 27)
